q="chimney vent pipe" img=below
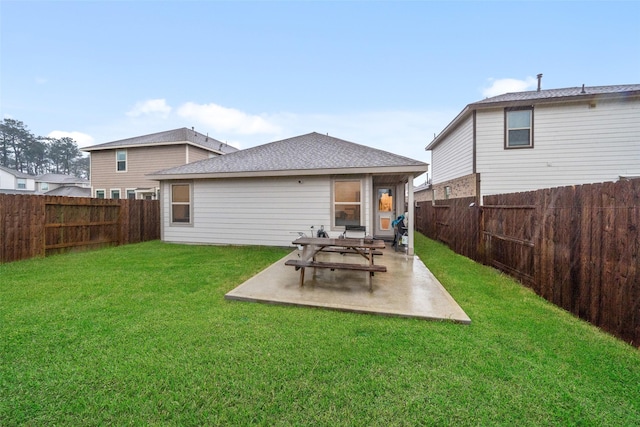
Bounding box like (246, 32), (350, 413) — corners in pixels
(537, 73), (543, 92)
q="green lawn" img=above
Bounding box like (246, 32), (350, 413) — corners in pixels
(1, 235), (639, 426)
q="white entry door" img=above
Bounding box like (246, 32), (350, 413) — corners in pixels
(375, 187), (395, 238)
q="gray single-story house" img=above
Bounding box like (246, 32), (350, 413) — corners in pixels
(148, 132), (428, 255)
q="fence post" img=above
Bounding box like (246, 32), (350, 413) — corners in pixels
(476, 198), (485, 265)
(0, 194), (4, 263)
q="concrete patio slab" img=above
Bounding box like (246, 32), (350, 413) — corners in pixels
(225, 246), (471, 324)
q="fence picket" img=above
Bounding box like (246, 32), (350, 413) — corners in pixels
(416, 178), (640, 346)
(1, 194), (159, 263)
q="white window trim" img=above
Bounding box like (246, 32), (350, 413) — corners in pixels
(126, 188), (137, 200)
(110, 188), (121, 199)
(95, 189), (106, 199)
(331, 178), (363, 230)
(170, 182), (193, 226)
(505, 107), (534, 149)
(116, 149), (127, 172)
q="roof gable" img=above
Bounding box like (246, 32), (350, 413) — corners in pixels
(150, 132), (427, 178)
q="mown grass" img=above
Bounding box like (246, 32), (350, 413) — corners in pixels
(1, 235), (639, 426)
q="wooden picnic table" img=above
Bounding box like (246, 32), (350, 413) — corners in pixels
(285, 237), (387, 291)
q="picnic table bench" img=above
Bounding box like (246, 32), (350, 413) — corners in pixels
(287, 237), (387, 291)
(319, 247), (384, 256)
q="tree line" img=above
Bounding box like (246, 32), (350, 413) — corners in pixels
(0, 118), (89, 179)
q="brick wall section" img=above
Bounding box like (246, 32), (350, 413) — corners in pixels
(414, 188), (433, 202)
(432, 173), (478, 201)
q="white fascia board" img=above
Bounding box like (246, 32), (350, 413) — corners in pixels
(147, 165), (428, 181)
(82, 141), (223, 154)
(426, 106), (471, 151)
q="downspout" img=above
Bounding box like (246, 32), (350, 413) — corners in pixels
(158, 181), (166, 241)
(472, 109), (481, 204)
(472, 109), (477, 175)
(407, 176), (415, 256)
(89, 151), (94, 197)
(472, 109), (483, 261)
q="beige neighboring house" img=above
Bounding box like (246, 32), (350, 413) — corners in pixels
(82, 127), (237, 199)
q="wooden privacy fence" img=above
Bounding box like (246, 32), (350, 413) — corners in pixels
(415, 179), (640, 347)
(0, 194), (160, 263)
(415, 196), (481, 262)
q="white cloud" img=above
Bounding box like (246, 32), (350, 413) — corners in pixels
(93, 104), (453, 185)
(265, 108), (455, 166)
(482, 77), (537, 98)
(48, 130), (94, 148)
(113, 97), (451, 173)
(272, 109), (451, 146)
(126, 99), (172, 118)
(176, 102), (280, 135)
(206, 109), (447, 186)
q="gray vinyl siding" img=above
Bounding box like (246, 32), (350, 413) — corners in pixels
(476, 98), (640, 198)
(431, 115), (474, 184)
(162, 175), (374, 247)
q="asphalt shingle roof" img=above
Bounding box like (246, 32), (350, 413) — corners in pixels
(151, 132), (427, 176)
(0, 165), (34, 179)
(472, 84), (640, 106)
(36, 173), (89, 185)
(44, 186), (91, 197)
(82, 127), (237, 154)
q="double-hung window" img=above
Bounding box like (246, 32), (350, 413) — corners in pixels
(171, 183), (191, 224)
(333, 179), (362, 227)
(116, 149), (127, 171)
(505, 107), (533, 148)
(111, 189), (120, 199)
(16, 178), (26, 189)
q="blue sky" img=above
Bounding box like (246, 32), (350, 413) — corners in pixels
(2, 0), (639, 183)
